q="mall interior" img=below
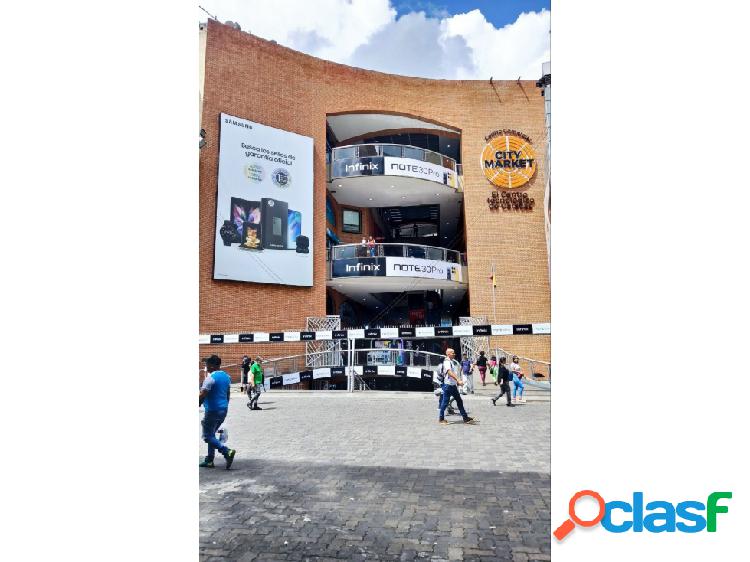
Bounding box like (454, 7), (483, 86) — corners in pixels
(198, 20), (551, 390)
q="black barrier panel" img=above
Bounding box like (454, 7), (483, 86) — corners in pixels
(270, 332), (284, 341)
(300, 331), (315, 340)
(331, 156), (385, 178)
(435, 327), (453, 336)
(332, 330), (348, 339)
(421, 369), (434, 380)
(330, 366), (345, 376)
(513, 324), (533, 335)
(363, 365), (378, 376)
(238, 333), (254, 342)
(270, 376), (283, 388)
(299, 370), (313, 382)
(210, 334), (224, 344)
(395, 365), (407, 377)
(398, 327), (415, 337)
(331, 257), (386, 278)
(364, 329), (381, 339)
(472, 325), (491, 336)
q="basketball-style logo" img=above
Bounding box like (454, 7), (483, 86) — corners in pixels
(481, 130), (537, 189)
(272, 168), (291, 188)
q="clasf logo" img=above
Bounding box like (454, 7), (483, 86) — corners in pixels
(554, 490), (732, 541)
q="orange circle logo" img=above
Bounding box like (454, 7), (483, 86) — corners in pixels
(481, 132), (536, 189)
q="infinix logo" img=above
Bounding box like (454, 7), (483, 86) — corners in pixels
(346, 263), (381, 272)
(345, 162), (379, 173)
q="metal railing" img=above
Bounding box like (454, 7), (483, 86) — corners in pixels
(328, 242), (467, 265)
(331, 143), (463, 175)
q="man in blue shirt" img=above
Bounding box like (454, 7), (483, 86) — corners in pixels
(199, 354), (236, 468)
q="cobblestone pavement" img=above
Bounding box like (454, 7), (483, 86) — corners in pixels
(200, 392), (550, 561)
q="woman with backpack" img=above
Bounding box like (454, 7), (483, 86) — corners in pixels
(489, 355), (499, 386)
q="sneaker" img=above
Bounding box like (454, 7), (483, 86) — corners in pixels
(224, 449), (236, 470)
(246, 401), (253, 410)
(463, 417), (476, 424)
(439, 419), (449, 426)
(199, 458), (215, 468)
(507, 403), (516, 407)
(253, 406), (263, 411)
(491, 398), (496, 406)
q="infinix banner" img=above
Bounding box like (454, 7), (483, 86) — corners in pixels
(213, 113), (314, 286)
(384, 257), (464, 282)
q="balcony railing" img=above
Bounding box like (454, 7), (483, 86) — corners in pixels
(328, 243), (467, 265)
(330, 143), (463, 175)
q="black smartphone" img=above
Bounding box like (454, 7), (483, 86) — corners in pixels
(261, 198), (288, 250)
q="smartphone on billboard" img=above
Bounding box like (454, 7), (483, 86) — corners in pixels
(261, 198), (288, 250)
(230, 198), (261, 238)
(287, 210), (301, 249)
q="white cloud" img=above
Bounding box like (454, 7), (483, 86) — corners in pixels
(198, 1), (550, 79)
(443, 9), (550, 79)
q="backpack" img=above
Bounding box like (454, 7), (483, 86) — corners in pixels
(436, 361), (447, 384)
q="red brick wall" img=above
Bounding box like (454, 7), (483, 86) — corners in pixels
(200, 20), (550, 363)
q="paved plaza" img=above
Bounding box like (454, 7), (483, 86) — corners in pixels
(199, 391), (550, 561)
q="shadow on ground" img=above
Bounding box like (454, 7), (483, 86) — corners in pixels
(200, 458), (550, 561)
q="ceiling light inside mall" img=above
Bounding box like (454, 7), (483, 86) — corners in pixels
(337, 184), (342, 188)
(368, 198), (373, 201)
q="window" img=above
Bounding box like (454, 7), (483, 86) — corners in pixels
(326, 197), (336, 226)
(342, 209), (361, 233)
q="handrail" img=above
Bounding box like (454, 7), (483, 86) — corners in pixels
(328, 242), (466, 265)
(331, 142), (461, 174)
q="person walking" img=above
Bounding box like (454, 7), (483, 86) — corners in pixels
(438, 348), (475, 425)
(475, 350), (488, 386)
(240, 355), (251, 393)
(459, 356), (475, 395)
(491, 357), (515, 407)
(509, 355), (525, 403)
(489, 355), (499, 386)
(248, 357), (264, 411)
(199, 354), (237, 468)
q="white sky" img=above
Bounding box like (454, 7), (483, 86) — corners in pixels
(198, 0), (550, 79)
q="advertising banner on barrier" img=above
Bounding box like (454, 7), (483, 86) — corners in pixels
(331, 156), (384, 178)
(213, 113), (314, 286)
(384, 257), (463, 282)
(384, 156), (456, 187)
(331, 257), (386, 278)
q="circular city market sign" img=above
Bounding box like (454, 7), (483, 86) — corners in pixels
(481, 130), (537, 189)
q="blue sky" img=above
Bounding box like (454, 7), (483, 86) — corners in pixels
(394, 0), (551, 28)
(198, 1), (550, 79)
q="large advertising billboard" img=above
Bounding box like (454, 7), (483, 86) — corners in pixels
(213, 113), (314, 286)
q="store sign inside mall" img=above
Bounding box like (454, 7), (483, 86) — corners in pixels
(481, 129), (537, 189)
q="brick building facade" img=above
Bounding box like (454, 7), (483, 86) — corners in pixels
(199, 20), (550, 368)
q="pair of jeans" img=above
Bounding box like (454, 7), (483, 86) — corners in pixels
(478, 366), (487, 384)
(494, 382), (512, 405)
(202, 409), (229, 460)
(439, 384), (468, 421)
(248, 386), (261, 409)
(512, 374), (524, 398)
(463, 374), (474, 394)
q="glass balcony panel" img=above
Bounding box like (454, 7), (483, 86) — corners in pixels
(334, 146), (355, 160)
(382, 244), (403, 257)
(381, 144), (402, 157)
(402, 146), (423, 161)
(425, 246), (444, 261)
(442, 156), (454, 170)
(405, 245), (426, 259)
(357, 144), (379, 157)
(424, 151), (442, 166)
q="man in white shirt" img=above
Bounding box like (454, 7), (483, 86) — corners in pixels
(438, 348), (476, 425)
